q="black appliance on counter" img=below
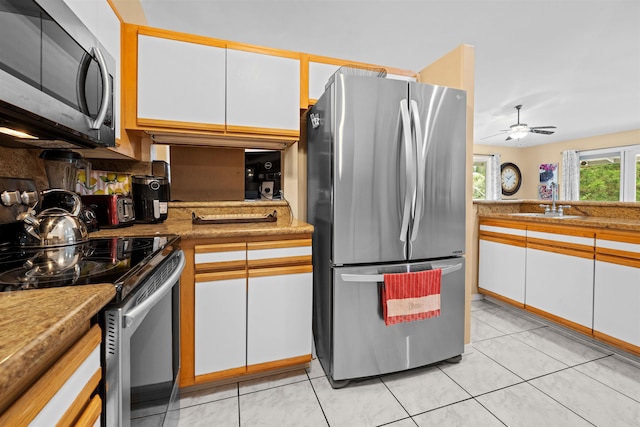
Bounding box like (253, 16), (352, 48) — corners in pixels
(0, 177), (184, 427)
(245, 151), (282, 200)
(131, 175), (169, 223)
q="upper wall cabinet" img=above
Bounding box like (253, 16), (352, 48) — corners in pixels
(125, 25), (301, 148)
(226, 48), (300, 133)
(137, 35), (226, 129)
(123, 25), (417, 149)
(305, 55), (417, 106)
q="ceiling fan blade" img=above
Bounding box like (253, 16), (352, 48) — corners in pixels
(530, 129), (556, 135)
(530, 126), (557, 130)
(505, 136), (513, 141)
(480, 131), (509, 140)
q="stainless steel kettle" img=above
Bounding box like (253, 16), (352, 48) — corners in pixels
(18, 189), (89, 247)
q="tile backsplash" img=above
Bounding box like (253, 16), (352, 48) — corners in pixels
(0, 146), (150, 192)
(76, 170), (131, 195)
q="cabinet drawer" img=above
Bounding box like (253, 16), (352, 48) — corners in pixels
(247, 239), (312, 269)
(479, 221), (526, 247)
(596, 231), (640, 261)
(195, 243), (247, 273)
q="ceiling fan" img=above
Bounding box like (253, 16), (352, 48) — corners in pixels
(485, 105), (557, 141)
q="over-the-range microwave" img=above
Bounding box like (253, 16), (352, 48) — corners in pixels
(0, 0), (116, 149)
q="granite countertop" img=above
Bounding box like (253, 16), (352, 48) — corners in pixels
(90, 200), (313, 239)
(0, 284), (115, 413)
(90, 217), (313, 239)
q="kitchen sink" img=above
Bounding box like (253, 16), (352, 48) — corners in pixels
(509, 213), (582, 219)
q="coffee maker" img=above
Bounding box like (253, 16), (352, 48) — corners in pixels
(131, 175), (169, 223)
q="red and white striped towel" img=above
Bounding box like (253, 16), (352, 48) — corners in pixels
(382, 269), (442, 325)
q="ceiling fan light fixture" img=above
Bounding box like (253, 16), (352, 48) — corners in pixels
(509, 124), (529, 140)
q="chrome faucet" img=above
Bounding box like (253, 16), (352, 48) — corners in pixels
(539, 183), (571, 216)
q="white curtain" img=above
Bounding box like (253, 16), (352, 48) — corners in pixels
(489, 153), (501, 200)
(561, 150), (580, 200)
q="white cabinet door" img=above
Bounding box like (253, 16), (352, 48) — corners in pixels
(137, 35), (226, 125)
(478, 239), (526, 304)
(226, 49), (300, 131)
(526, 248), (594, 328)
(386, 73), (417, 81)
(247, 270), (313, 366)
(594, 260), (640, 347)
(195, 275), (246, 375)
(478, 223), (527, 304)
(308, 62), (341, 101)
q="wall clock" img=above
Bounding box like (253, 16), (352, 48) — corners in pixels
(500, 162), (522, 196)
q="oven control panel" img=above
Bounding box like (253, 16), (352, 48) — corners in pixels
(0, 177), (38, 225)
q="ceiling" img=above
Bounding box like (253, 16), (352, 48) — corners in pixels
(137, 0), (640, 147)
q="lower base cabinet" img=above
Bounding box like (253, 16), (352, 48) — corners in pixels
(0, 324), (102, 426)
(593, 230), (640, 352)
(479, 218), (640, 357)
(594, 260), (640, 349)
(186, 236), (313, 385)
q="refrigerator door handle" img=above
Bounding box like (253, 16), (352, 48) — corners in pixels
(409, 99), (425, 243)
(340, 262), (462, 282)
(399, 99), (415, 243)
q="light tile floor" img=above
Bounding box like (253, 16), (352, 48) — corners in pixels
(133, 298), (640, 427)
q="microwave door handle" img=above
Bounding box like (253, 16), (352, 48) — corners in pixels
(77, 52), (93, 116)
(123, 251), (185, 330)
(399, 99), (414, 243)
(341, 262), (462, 282)
(90, 46), (111, 130)
(409, 99), (425, 242)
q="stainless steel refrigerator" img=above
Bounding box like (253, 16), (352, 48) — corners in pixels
(307, 72), (467, 388)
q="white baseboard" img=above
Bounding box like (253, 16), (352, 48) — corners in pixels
(471, 293), (485, 301)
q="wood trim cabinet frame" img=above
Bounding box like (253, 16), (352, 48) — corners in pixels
(180, 234), (313, 388)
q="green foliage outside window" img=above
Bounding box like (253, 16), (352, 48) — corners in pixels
(473, 161), (487, 199)
(579, 159), (640, 201)
(579, 162), (620, 201)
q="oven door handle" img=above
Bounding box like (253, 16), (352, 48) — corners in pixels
(123, 251), (185, 329)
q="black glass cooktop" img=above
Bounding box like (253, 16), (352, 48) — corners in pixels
(0, 235), (180, 299)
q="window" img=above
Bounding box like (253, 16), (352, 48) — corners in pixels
(473, 157), (488, 199)
(473, 154), (499, 200)
(579, 145), (640, 201)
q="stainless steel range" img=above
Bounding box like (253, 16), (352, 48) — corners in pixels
(0, 177), (185, 426)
